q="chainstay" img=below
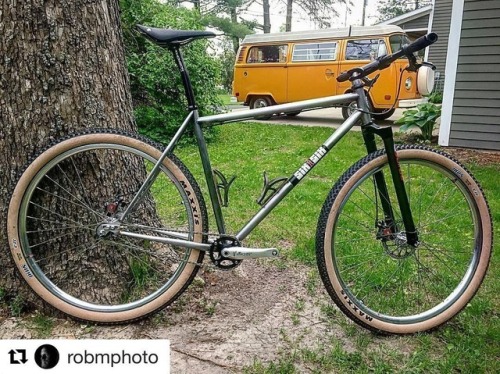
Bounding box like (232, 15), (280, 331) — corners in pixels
(120, 223), (236, 271)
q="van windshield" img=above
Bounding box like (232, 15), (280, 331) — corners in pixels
(345, 39), (387, 60)
(389, 34), (414, 58)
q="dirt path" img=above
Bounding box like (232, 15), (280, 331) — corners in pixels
(0, 260), (355, 373)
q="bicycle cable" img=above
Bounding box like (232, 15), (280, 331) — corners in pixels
(344, 66), (408, 117)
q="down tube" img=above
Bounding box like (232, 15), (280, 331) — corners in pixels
(235, 111), (362, 241)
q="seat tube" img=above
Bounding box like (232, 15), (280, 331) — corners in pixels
(192, 111), (227, 234)
(170, 45), (227, 234)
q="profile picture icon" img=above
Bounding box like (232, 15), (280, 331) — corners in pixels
(34, 344), (60, 369)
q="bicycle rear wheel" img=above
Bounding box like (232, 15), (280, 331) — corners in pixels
(8, 129), (208, 323)
(316, 145), (492, 334)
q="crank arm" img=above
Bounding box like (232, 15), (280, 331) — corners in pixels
(221, 247), (279, 259)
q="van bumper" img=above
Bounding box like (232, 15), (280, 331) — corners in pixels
(398, 98), (428, 108)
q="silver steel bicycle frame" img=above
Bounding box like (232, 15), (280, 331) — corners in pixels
(119, 92), (361, 251)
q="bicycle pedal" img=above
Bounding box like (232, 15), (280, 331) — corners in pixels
(221, 247), (279, 259)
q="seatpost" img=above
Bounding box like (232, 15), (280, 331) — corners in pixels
(168, 45), (228, 234)
(170, 46), (197, 110)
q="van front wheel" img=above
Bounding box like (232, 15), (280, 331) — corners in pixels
(341, 101), (358, 120)
(373, 108), (396, 120)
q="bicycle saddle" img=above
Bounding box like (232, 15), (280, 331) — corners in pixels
(136, 25), (216, 47)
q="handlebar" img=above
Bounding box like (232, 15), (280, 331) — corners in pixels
(337, 33), (438, 83)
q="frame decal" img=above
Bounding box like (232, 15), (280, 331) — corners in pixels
(293, 146), (328, 182)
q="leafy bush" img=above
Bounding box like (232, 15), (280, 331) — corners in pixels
(121, 0), (223, 144)
(426, 91), (443, 104)
(395, 102), (441, 142)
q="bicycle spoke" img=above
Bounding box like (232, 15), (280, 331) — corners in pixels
(28, 201), (95, 228)
(34, 241), (100, 265)
(34, 185), (103, 220)
(418, 242), (465, 279)
(26, 219), (96, 234)
(320, 147), (488, 330)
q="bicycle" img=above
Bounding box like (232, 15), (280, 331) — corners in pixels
(7, 26), (492, 334)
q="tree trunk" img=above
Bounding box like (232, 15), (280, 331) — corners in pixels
(262, 0), (271, 33)
(285, 0), (293, 32)
(230, 7), (240, 53)
(362, 0), (367, 26)
(0, 0), (135, 308)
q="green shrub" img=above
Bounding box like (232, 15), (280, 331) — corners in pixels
(395, 102), (441, 142)
(121, 0), (223, 144)
(426, 91), (443, 104)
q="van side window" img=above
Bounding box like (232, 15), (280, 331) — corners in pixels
(345, 39), (387, 60)
(292, 42), (338, 62)
(246, 45), (288, 63)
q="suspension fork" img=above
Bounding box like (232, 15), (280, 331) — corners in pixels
(361, 123), (418, 246)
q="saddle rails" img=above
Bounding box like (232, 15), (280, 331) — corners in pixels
(232, 25), (434, 120)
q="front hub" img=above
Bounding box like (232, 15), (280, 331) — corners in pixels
(382, 231), (418, 259)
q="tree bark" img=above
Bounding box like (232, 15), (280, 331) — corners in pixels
(0, 0), (135, 305)
(262, 0), (271, 33)
(285, 0), (293, 32)
(230, 7), (240, 53)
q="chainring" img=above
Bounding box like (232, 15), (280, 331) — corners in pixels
(209, 236), (242, 270)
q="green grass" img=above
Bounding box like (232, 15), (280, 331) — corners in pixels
(29, 313), (55, 338)
(178, 123), (367, 262)
(217, 93), (234, 105)
(173, 123), (499, 373)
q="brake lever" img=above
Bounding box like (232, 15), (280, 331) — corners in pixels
(362, 74), (380, 88)
(420, 61), (436, 70)
(405, 54), (419, 72)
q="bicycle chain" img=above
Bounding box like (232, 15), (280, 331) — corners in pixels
(105, 192), (236, 271)
(122, 223), (236, 271)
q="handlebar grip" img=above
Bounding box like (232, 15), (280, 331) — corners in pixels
(402, 33), (438, 56)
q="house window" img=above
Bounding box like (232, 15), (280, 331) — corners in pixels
(246, 45), (288, 63)
(292, 42), (338, 62)
(346, 39), (387, 60)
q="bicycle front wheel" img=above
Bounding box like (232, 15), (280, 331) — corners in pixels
(8, 130), (208, 323)
(316, 145), (492, 334)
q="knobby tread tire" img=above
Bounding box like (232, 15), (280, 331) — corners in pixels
(7, 129), (209, 324)
(316, 145), (493, 334)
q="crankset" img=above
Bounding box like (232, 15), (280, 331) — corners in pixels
(209, 236), (242, 270)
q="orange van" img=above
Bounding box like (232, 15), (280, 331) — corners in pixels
(232, 25), (433, 120)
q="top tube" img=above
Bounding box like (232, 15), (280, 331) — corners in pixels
(197, 93), (358, 125)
